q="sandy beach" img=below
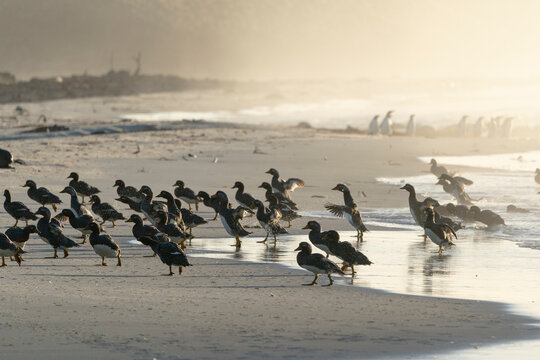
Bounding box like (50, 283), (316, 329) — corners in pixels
(1, 117), (539, 359)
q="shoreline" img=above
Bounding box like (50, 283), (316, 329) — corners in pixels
(1, 124), (540, 359)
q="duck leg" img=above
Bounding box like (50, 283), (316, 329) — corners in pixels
(25, 220), (29, 227)
(101, 257), (107, 266)
(212, 212), (218, 221)
(165, 265), (174, 276)
(52, 203), (57, 212)
(438, 245), (443, 255)
(195, 202), (199, 211)
(235, 236), (242, 248)
(53, 248), (58, 258)
(112, 221), (116, 228)
(80, 235), (87, 245)
(81, 196), (85, 204)
(178, 266), (183, 275)
(257, 233), (269, 244)
(351, 265), (356, 276)
(303, 274), (318, 286)
(13, 219), (18, 227)
(117, 252), (122, 266)
(63, 249), (69, 258)
(322, 274), (334, 286)
(1, 256), (6, 267)
(341, 264), (349, 272)
(273, 233), (277, 243)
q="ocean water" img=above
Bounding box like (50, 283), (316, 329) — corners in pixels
(159, 150), (540, 358)
(119, 83), (540, 129)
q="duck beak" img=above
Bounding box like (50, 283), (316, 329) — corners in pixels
(22, 184), (28, 187)
(302, 224), (310, 229)
(399, 185), (406, 190)
(125, 219), (133, 223)
(331, 185), (339, 190)
(265, 170), (271, 174)
(294, 246), (301, 251)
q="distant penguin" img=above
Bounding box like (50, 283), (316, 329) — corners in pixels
(380, 110), (394, 135)
(501, 117), (512, 138)
(368, 115), (379, 135)
(457, 115), (467, 137)
(406, 114), (416, 136)
(487, 117), (498, 138)
(0, 148), (13, 168)
(474, 117), (484, 137)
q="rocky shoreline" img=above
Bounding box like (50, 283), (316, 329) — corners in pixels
(0, 70), (229, 103)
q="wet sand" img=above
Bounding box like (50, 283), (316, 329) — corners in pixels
(1, 124), (540, 359)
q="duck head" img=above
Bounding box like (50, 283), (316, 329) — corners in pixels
(258, 182), (271, 191)
(400, 183), (415, 193)
(302, 220), (320, 231)
(173, 180), (185, 188)
(430, 159), (437, 165)
(35, 206), (51, 217)
(67, 172), (79, 181)
(60, 186), (77, 196)
(294, 241), (312, 253)
(265, 168), (279, 176)
(231, 181), (244, 190)
(23, 180), (37, 188)
(126, 214), (142, 224)
(156, 190), (172, 200)
(87, 222), (101, 234)
(88, 195), (101, 204)
(331, 183), (349, 192)
(113, 179), (125, 188)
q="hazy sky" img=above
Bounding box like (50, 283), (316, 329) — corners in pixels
(0, 0), (539, 80)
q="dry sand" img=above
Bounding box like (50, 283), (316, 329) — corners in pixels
(1, 123), (540, 359)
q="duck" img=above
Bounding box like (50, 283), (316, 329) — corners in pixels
(173, 180), (199, 211)
(433, 211), (464, 232)
(0, 232), (24, 266)
(196, 191), (220, 220)
(155, 190), (184, 226)
(294, 242), (344, 286)
(59, 186), (94, 218)
(424, 207), (456, 255)
(3, 189), (38, 227)
(535, 169), (540, 186)
(153, 210), (192, 248)
(267, 194), (300, 227)
(89, 195), (125, 227)
(5, 225), (38, 258)
(400, 184), (427, 227)
(325, 235), (372, 275)
(430, 159), (452, 178)
(213, 191), (251, 248)
(35, 206), (80, 258)
(507, 204), (530, 213)
(113, 179), (144, 202)
(175, 199), (207, 235)
(87, 222), (121, 266)
(265, 168), (304, 201)
(253, 200), (287, 244)
(468, 206), (505, 229)
(23, 180), (62, 212)
(325, 184), (368, 240)
(0, 148), (14, 168)
(302, 220), (337, 258)
(139, 185), (168, 227)
(231, 181), (257, 210)
(59, 208), (95, 244)
(258, 182), (298, 210)
(67, 172), (100, 203)
(116, 196), (142, 213)
(125, 214), (169, 257)
(137, 236), (191, 276)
